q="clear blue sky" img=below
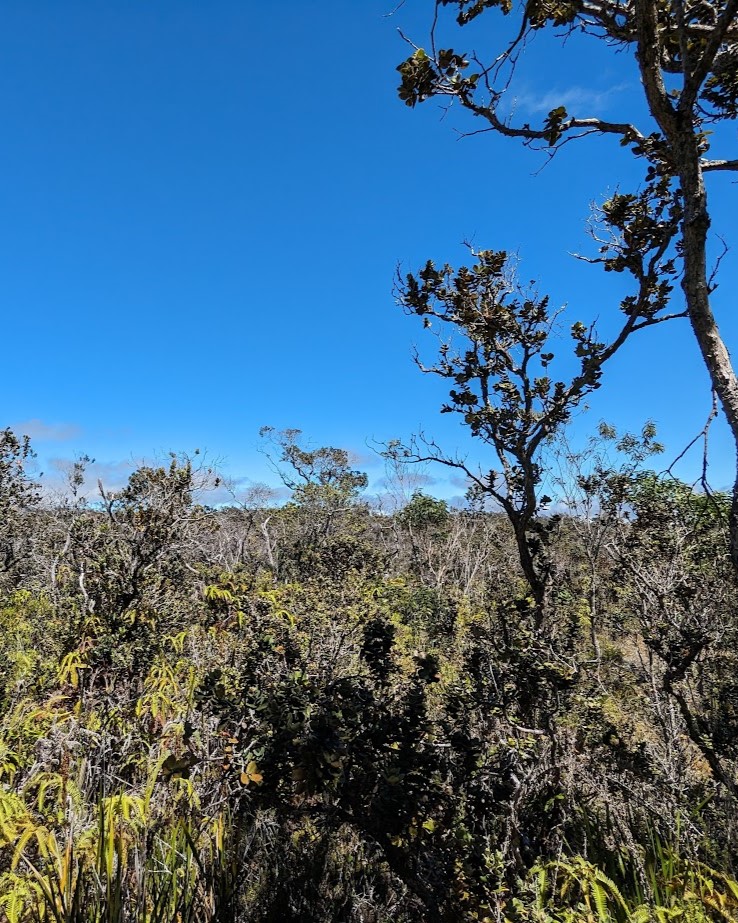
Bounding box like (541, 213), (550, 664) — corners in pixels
(2, 0), (737, 500)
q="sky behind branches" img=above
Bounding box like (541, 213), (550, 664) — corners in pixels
(2, 0), (737, 501)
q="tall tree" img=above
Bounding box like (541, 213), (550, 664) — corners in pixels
(396, 0), (738, 560)
(392, 246), (676, 618)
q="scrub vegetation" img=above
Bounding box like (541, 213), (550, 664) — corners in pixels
(3, 0), (738, 917)
(2, 422), (738, 922)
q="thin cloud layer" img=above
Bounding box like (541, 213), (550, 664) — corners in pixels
(512, 82), (630, 116)
(10, 418), (82, 442)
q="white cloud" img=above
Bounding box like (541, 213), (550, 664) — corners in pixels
(373, 472), (439, 491)
(511, 82), (630, 116)
(346, 448), (383, 470)
(10, 418), (82, 442)
(42, 457), (134, 501)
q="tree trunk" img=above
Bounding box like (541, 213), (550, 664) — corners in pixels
(676, 128), (738, 566)
(511, 516), (551, 626)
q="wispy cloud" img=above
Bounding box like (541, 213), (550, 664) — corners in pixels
(373, 472), (439, 491)
(207, 479), (289, 508)
(44, 457), (134, 500)
(511, 82), (630, 116)
(347, 448), (383, 470)
(11, 418), (82, 442)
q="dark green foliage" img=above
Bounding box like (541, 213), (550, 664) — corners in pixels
(399, 492), (450, 532)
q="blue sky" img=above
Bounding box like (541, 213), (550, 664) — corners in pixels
(2, 0), (737, 501)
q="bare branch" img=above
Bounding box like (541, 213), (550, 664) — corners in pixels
(701, 157), (738, 171)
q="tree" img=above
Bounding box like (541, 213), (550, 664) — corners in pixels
(258, 428), (372, 576)
(391, 246), (677, 619)
(0, 429), (41, 590)
(259, 427), (368, 510)
(58, 454), (215, 634)
(608, 471), (738, 798)
(396, 0), (738, 561)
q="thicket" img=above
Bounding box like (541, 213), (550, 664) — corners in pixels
(2, 424), (738, 922)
